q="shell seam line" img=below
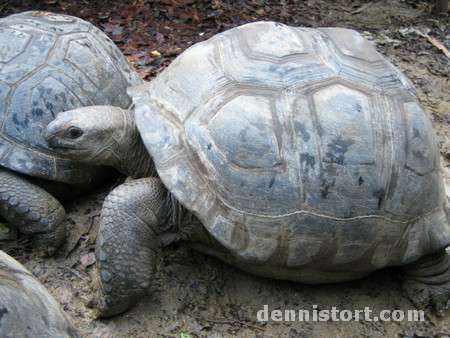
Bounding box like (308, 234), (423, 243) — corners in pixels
(220, 202), (440, 224)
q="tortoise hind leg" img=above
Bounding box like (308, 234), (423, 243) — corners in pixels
(94, 177), (176, 317)
(0, 167), (65, 255)
(401, 250), (450, 315)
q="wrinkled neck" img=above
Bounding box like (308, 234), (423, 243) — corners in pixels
(110, 109), (157, 179)
(116, 134), (157, 179)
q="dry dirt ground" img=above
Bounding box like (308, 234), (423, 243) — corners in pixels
(1, 0), (450, 337)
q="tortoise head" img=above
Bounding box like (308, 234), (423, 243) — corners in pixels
(43, 106), (136, 167)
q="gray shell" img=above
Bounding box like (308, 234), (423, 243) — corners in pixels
(0, 250), (78, 337)
(132, 22), (450, 277)
(0, 11), (142, 184)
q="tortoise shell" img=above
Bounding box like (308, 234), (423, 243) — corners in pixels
(0, 11), (142, 184)
(0, 250), (77, 336)
(132, 22), (449, 274)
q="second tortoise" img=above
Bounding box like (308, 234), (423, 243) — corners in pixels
(0, 11), (142, 253)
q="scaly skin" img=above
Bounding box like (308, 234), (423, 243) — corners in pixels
(94, 176), (211, 317)
(0, 167), (65, 255)
(94, 177), (176, 317)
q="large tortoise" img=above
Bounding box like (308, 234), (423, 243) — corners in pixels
(44, 21), (450, 317)
(0, 11), (142, 254)
(0, 250), (80, 337)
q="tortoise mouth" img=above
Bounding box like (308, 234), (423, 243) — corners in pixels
(51, 143), (89, 152)
(51, 142), (78, 150)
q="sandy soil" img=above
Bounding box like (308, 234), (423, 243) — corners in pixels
(1, 0), (449, 337)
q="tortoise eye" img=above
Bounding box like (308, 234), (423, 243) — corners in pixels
(65, 127), (83, 139)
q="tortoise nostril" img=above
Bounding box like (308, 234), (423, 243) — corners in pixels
(42, 132), (56, 147)
(42, 122), (59, 141)
(42, 127), (54, 143)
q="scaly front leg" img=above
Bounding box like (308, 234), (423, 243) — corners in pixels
(94, 177), (177, 317)
(0, 167), (65, 255)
